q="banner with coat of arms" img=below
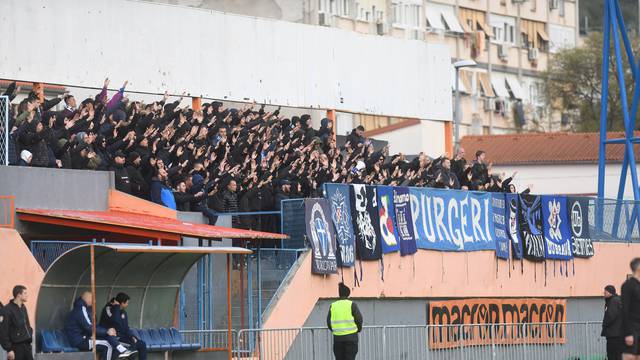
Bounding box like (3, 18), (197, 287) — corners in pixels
(541, 196), (573, 260)
(325, 183), (356, 266)
(305, 199), (338, 274)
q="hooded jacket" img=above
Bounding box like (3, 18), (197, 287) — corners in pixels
(64, 297), (108, 347)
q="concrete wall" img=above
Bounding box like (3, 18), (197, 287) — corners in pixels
(303, 297), (603, 328)
(264, 242), (636, 332)
(0, 0), (452, 120)
(0, 166), (113, 211)
(492, 163), (639, 199)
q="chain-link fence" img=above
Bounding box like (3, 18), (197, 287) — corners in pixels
(0, 95), (9, 166)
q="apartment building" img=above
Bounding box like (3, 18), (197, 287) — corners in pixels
(313, 0), (578, 136)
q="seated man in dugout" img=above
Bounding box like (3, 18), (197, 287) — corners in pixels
(100, 293), (147, 360)
(64, 291), (136, 359)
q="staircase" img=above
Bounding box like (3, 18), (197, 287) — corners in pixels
(231, 248), (307, 330)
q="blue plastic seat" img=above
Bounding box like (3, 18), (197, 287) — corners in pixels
(41, 330), (63, 353)
(138, 329), (163, 351)
(170, 328), (201, 351)
(54, 330), (79, 352)
(158, 328), (181, 350)
(149, 329), (170, 352)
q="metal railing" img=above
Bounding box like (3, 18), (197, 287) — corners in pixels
(233, 322), (605, 360)
(179, 329), (237, 351)
(0, 95), (8, 166)
(0, 195), (15, 228)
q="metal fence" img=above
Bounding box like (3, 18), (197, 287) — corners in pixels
(179, 329), (237, 351)
(591, 198), (640, 241)
(0, 95), (8, 166)
(234, 322), (605, 360)
(280, 199), (306, 248)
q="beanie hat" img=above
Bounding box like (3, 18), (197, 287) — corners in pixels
(127, 151), (140, 164)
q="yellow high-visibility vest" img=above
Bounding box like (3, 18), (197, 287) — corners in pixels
(330, 299), (358, 336)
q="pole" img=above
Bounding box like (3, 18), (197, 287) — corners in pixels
(226, 253), (232, 360)
(454, 68), (461, 151)
(90, 244), (97, 360)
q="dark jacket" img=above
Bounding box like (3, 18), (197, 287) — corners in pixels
(434, 168), (460, 190)
(64, 297), (108, 347)
(622, 277), (640, 336)
(326, 299), (363, 343)
(602, 295), (624, 338)
(174, 191), (198, 212)
(274, 188), (290, 211)
(471, 161), (489, 185)
(99, 303), (133, 340)
(126, 164), (149, 198)
(0, 300), (33, 350)
(345, 129), (365, 147)
(450, 157), (467, 181)
(110, 163), (132, 194)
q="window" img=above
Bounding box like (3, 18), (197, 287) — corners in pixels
(559, 0), (565, 17)
(392, 2), (421, 28)
(330, 0), (336, 14)
(531, 0), (537, 11)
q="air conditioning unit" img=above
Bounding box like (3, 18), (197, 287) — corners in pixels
(498, 44), (508, 60)
(319, 12), (330, 26)
(528, 48), (539, 61)
(549, 0), (559, 10)
(377, 22), (389, 35)
(410, 29), (425, 40)
(483, 98), (496, 112)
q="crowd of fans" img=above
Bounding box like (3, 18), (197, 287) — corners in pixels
(1, 79), (529, 228)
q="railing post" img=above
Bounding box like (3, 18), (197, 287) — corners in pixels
(459, 325), (464, 359)
(491, 323), (496, 359)
(257, 247), (263, 328)
(382, 326), (387, 359)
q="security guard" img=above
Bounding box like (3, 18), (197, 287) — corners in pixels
(327, 283), (363, 360)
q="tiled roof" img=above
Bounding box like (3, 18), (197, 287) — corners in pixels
(459, 132), (640, 165)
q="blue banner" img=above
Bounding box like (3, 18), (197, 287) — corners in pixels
(409, 188), (495, 251)
(305, 198), (338, 274)
(506, 193), (523, 259)
(492, 193), (510, 260)
(393, 187), (418, 256)
(541, 196), (573, 260)
(325, 183), (356, 267)
(377, 186), (400, 253)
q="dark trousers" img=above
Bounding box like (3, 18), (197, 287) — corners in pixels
(11, 342), (33, 360)
(333, 341), (358, 360)
(122, 338), (147, 360)
(607, 337), (624, 360)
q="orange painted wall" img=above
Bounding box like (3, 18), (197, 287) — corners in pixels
(108, 190), (177, 219)
(264, 242), (635, 330)
(0, 228), (45, 323)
